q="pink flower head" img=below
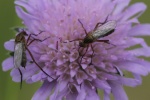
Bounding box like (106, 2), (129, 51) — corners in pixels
(2, 0), (150, 100)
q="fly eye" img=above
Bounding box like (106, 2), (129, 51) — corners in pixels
(23, 32), (28, 36)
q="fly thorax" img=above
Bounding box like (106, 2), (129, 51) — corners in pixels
(15, 31), (27, 42)
(84, 34), (94, 44)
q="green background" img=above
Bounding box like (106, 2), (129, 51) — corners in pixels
(0, 0), (150, 100)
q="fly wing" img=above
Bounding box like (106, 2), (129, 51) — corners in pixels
(14, 43), (23, 68)
(92, 20), (117, 39)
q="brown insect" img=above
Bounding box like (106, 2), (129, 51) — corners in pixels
(14, 29), (53, 88)
(77, 18), (116, 64)
(64, 17), (117, 75)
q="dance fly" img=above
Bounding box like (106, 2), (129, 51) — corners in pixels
(14, 30), (53, 88)
(78, 20), (117, 47)
(77, 19), (117, 63)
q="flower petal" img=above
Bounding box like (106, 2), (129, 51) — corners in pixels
(2, 57), (14, 71)
(128, 24), (150, 36)
(76, 84), (86, 100)
(10, 68), (23, 82)
(122, 3), (146, 21)
(128, 47), (150, 57)
(113, 0), (130, 15)
(66, 86), (78, 100)
(32, 80), (56, 100)
(93, 79), (111, 94)
(4, 40), (15, 51)
(104, 91), (110, 100)
(15, 1), (34, 14)
(84, 82), (100, 100)
(116, 61), (148, 76)
(85, 90), (100, 100)
(118, 77), (141, 87)
(54, 88), (69, 100)
(109, 81), (128, 100)
(15, 6), (39, 33)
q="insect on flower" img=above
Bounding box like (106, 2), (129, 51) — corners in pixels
(65, 16), (117, 73)
(14, 29), (54, 88)
(77, 18), (117, 64)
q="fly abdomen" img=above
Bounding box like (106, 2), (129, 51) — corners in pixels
(21, 43), (26, 68)
(21, 51), (27, 68)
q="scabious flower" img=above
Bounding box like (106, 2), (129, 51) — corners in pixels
(2, 0), (150, 100)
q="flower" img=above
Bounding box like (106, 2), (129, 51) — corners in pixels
(2, 0), (150, 100)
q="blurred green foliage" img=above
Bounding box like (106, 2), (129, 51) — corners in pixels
(0, 0), (150, 100)
(0, 1), (40, 100)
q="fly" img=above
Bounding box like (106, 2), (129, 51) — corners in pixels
(78, 20), (117, 47)
(77, 17), (117, 65)
(14, 29), (53, 88)
(64, 16), (117, 74)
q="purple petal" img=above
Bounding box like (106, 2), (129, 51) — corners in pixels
(117, 77), (141, 87)
(50, 84), (60, 100)
(128, 47), (150, 57)
(76, 84), (86, 100)
(85, 88), (100, 100)
(58, 80), (68, 92)
(40, 54), (50, 61)
(116, 61), (148, 76)
(15, 6), (39, 33)
(128, 24), (150, 36)
(26, 78), (34, 84)
(70, 70), (76, 77)
(15, 1), (34, 14)
(22, 64), (38, 79)
(100, 72), (118, 80)
(93, 79), (111, 94)
(113, 0), (130, 15)
(109, 81), (128, 100)
(136, 60), (150, 72)
(129, 38), (148, 48)
(4, 40), (15, 51)
(133, 73), (142, 82)
(76, 71), (88, 84)
(2, 57), (14, 71)
(104, 91), (110, 100)
(10, 68), (23, 82)
(55, 88), (69, 100)
(122, 3), (146, 21)
(32, 80), (56, 100)
(31, 72), (42, 82)
(56, 59), (65, 66)
(66, 87), (78, 100)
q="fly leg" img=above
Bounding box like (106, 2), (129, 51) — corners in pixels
(27, 35), (50, 46)
(78, 19), (88, 35)
(63, 39), (83, 43)
(17, 68), (23, 89)
(77, 46), (89, 75)
(24, 31), (54, 79)
(93, 15), (109, 31)
(26, 31), (50, 46)
(79, 45), (89, 64)
(25, 31), (44, 44)
(89, 44), (94, 65)
(96, 40), (116, 47)
(25, 45), (54, 79)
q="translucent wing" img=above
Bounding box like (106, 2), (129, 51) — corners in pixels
(92, 20), (117, 39)
(14, 43), (23, 68)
